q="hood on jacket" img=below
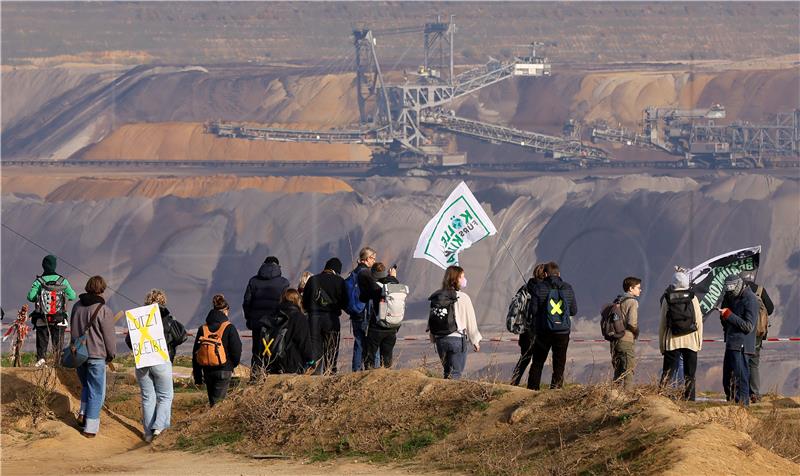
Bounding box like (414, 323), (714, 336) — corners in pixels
(42, 255), (58, 275)
(525, 277), (541, 291)
(257, 262), (282, 280)
(79, 293), (105, 306)
(205, 309), (229, 329)
(545, 276), (564, 287)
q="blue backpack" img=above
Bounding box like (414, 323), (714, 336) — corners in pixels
(344, 269), (366, 318)
(545, 285), (571, 333)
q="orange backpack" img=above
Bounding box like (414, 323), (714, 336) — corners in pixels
(195, 321), (230, 367)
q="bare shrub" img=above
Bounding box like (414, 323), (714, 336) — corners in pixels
(13, 367), (58, 427)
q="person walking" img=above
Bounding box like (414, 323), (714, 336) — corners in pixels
(428, 265), (482, 379)
(510, 264), (545, 386)
(28, 254), (77, 367)
(527, 262), (578, 390)
(243, 256), (289, 380)
(274, 289), (315, 374)
(303, 258), (347, 374)
(658, 271), (703, 400)
(719, 274), (758, 406)
(192, 295), (242, 407)
(361, 262), (407, 369)
(739, 270), (774, 403)
(70, 276), (116, 437)
(124, 289), (183, 442)
(611, 277), (642, 389)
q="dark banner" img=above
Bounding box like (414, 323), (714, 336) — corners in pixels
(687, 246), (761, 319)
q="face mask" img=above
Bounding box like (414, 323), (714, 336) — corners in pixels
(459, 277), (468, 289)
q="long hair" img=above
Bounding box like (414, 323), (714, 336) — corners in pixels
(441, 265), (464, 291)
(533, 263), (546, 282)
(281, 288), (302, 310)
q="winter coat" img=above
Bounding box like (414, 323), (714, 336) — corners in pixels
(658, 287), (703, 353)
(27, 273), (77, 326)
(274, 301), (314, 374)
(192, 309), (242, 382)
(720, 287), (759, 354)
(302, 270), (347, 317)
(243, 262), (290, 331)
(69, 293), (116, 361)
(125, 305), (186, 363)
(528, 276), (578, 335)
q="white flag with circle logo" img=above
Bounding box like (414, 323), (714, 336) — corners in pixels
(414, 181), (497, 269)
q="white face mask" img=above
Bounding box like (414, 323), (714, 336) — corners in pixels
(459, 276), (468, 289)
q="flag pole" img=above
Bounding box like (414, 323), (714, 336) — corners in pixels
(496, 231), (527, 282)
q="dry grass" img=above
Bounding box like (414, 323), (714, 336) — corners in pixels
(749, 404), (800, 463)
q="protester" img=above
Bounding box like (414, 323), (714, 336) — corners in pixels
(719, 274), (758, 406)
(243, 256), (289, 380)
(611, 277), (642, 389)
(510, 264), (545, 386)
(347, 247), (380, 371)
(740, 270), (774, 403)
(70, 276), (116, 437)
(527, 262), (577, 390)
(297, 271), (313, 297)
(360, 262), (406, 369)
(192, 294), (242, 407)
(123, 289), (183, 442)
(28, 254), (77, 367)
(274, 288), (315, 374)
(428, 265), (482, 379)
(303, 258), (347, 374)
(656, 271), (702, 399)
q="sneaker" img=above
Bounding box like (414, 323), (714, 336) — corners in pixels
(81, 431), (96, 439)
(153, 429), (162, 437)
(35, 358), (46, 368)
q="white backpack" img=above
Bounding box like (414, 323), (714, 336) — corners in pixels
(377, 283), (409, 328)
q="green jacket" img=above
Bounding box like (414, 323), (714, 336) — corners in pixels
(27, 274), (77, 324)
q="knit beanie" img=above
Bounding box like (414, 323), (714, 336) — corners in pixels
(42, 255), (57, 275)
(324, 257), (343, 275)
(372, 266), (388, 280)
(672, 271), (689, 289)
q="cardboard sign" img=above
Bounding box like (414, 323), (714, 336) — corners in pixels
(125, 304), (169, 368)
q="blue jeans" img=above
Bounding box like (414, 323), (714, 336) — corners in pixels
(136, 363), (174, 438)
(76, 358), (107, 434)
(435, 335), (468, 379)
(723, 349), (751, 406)
(351, 319), (379, 372)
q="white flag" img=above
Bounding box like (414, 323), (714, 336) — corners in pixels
(414, 181), (497, 269)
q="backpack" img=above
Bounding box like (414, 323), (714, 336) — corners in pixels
(195, 321), (230, 367)
(344, 269), (366, 317)
(377, 283), (409, 328)
(506, 285), (531, 335)
(663, 289), (697, 336)
(261, 313), (290, 370)
(428, 290), (459, 337)
(755, 286), (769, 338)
(313, 286), (334, 309)
(600, 297), (631, 341)
(165, 315), (188, 347)
(35, 276), (68, 323)
(544, 285), (571, 333)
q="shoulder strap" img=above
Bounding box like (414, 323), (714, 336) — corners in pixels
(756, 285), (763, 298)
(216, 321), (231, 336)
(81, 303), (103, 338)
(55, 276), (65, 286)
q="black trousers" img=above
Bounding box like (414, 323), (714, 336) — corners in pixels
(364, 325), (398, 369)
(528, 332), (570, 390)
(510, 331), (534, 386)
(310, 312), (341, 375)
(36, 325), (65, 361)
(203, 369), (232, 407)
(661, 348), (697, 401)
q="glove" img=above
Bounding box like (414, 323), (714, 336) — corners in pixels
(720, 308), (732, 319)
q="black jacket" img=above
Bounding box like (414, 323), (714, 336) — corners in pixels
(528, 276), (578, 334)
(745, 281), (774, 315)
(124, 305), (186, 363)
(360, 273), (400, 328)
(721, 287), (759, 354)
(302, 270), (347, 317)
(192, 309), (242, 383)
(274, 301), (314, 374)
(243, 262), (290, 330)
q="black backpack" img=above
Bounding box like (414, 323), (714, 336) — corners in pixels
(428, 290), (458, 337)
(164, 315), (188, 347)
(663, 289), (697, 336)
(261, 312), (290, 371)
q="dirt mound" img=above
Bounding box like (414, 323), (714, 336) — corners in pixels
(73, 122), (371, 162)
(167, 369), (799, 475)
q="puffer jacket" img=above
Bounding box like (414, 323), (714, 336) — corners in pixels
(243, 262), (290, 330)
